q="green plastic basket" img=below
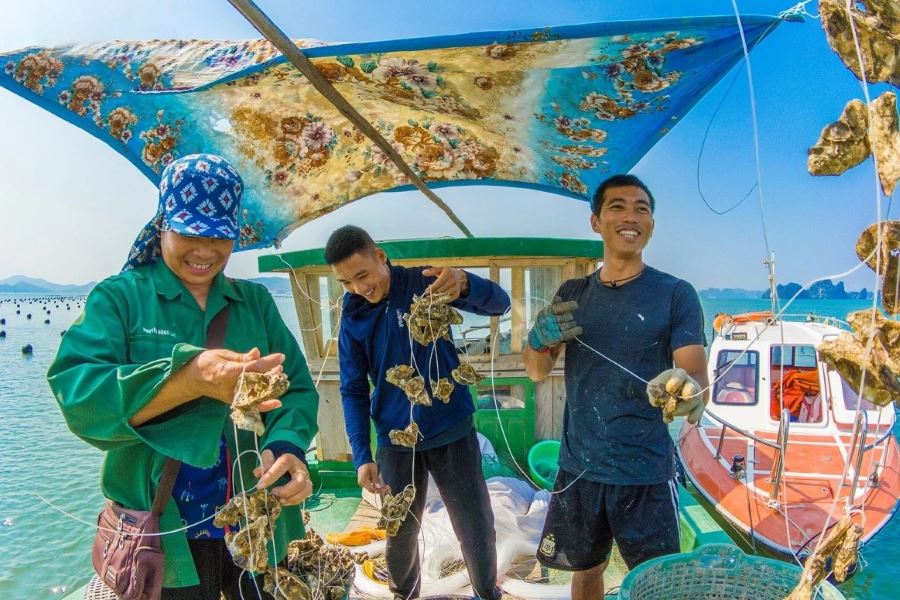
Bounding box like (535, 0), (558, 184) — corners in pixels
(527, 439), (560, 490)
(618, 544), (845, 600)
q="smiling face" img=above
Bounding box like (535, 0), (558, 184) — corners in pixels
(160, 230), (233, 298)
(590, 184), (654, 260)
(331, 247), (392, 303)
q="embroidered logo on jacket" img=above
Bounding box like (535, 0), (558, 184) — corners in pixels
(142, 326), (177, 337)
(539, 533), (556, 557)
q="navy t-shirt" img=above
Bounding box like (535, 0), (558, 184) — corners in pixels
(556, 266), (706, 485)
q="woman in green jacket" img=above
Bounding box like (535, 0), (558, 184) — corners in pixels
(47, 153), (319, 599)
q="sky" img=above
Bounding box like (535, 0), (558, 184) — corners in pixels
(0, 0), (893, 291)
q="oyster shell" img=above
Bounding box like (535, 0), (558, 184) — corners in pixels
(451, 362), (482, 385)
(389, 422), (420, 448)
(431, 378), (454, 403)
(377, 484), (417, 536)
(856, 220), (900, 313)
(231, 371), (290, 436)
(225, 515), (272, 571)
(818, 308), (900, 407)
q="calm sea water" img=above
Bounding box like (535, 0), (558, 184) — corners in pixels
(0, 293), (896, 599)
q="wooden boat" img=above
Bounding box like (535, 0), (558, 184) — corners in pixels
(678, 312), (900, 558)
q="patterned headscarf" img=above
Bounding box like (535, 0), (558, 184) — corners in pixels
(123, 153), (243, 271)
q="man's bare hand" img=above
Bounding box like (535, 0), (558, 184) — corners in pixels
(423, 267), (469, 300)
(254, 449), (313, 505)
(357, 462), (390, 495)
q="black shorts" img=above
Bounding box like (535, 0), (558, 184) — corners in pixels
(536, 469), (681, 571)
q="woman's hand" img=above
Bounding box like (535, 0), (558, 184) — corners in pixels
(254, 449), (313, 505)
(188, 347), (285, 408)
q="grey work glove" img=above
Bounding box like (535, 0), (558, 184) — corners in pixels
(527, 296), (582, 352)
(647, 367), (705, 425)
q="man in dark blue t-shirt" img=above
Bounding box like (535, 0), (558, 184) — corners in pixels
(327, 225), (510, 600)
(524, 174), (708, 600)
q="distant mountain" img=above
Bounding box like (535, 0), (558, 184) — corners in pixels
(0, 276), (95, 294)
(248, 276), (292, 295)
(761, 280), (873, 300)
(0, 274), (293, 296)
(699, 287), (766, 299)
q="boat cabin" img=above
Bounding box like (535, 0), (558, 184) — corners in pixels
(706, 316), (885, 434)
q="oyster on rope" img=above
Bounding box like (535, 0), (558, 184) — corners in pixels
(231, 371), (290, 435)
(451, 362), (482, 385)
(389, 422), (420, 448)
(377, 484), (417, 536)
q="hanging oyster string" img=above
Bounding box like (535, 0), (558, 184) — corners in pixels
(384, 291), (484, 447)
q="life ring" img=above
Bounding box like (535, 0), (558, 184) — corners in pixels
(713, 311), (775, 333)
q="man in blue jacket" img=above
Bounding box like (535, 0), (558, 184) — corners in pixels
(326, 225), (510, 600)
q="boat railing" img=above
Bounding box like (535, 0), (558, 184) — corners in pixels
(768, 411), (790, 508)
(845, 410), (869, 510)
(709, 411), (782, 456)
(707, 409), (789, 507)
(780, 313), (851, 330)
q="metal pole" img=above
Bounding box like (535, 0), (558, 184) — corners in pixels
(227, 0), (474, 238)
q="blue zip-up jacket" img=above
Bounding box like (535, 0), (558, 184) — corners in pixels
(339, 264), (510, 469)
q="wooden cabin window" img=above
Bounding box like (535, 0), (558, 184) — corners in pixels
(712, 350), (759, 405)
(455, 267), (494, 355)
(318, 275), (342, 342)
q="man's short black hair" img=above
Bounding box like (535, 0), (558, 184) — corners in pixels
(590, 174), (655, 215)
(324, 225), (377, 265)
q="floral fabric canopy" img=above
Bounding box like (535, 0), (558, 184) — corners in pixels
(0, 16), (779, 249)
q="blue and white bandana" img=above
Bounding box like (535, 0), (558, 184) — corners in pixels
(122, 153), (243, 272)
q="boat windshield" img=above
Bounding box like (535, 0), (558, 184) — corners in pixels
(770, 344), (823, 423)
(713, 349), (759, 405)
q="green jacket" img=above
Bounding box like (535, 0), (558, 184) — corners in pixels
(47, 260), (319, 588)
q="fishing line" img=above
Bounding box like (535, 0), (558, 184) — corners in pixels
(476, 303), (588, 494)
(730, 0), (774, 264)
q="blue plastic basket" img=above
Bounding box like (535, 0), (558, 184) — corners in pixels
(618, 544), (845, 600)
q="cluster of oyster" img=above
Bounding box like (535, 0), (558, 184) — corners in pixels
(451, 362), (483, 385)
(404, 292), (464, 345)
(818, 308), (900, 407)
(377, 484), (417, 536)
(856, 221), (900, 314)
(808, 1), (900, 195)
(388, 422), (420, 448)
(386, 365), (430, 406)
(263, 527), (366, 600)
(431, 378), (454, 403)
(215, 489), (283, 572)
(647, 373), (701, 424)
(819, 0), (899, 88)
(231, 371), (290, 436)
(808, 92), (900, 196)
(384, 293), (483, 448)
(784, 515), (862, 600)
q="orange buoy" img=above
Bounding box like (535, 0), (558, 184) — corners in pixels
(713, 311), (775, 333)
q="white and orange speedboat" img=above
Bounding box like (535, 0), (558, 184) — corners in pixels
(678, 311), (900, 559)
